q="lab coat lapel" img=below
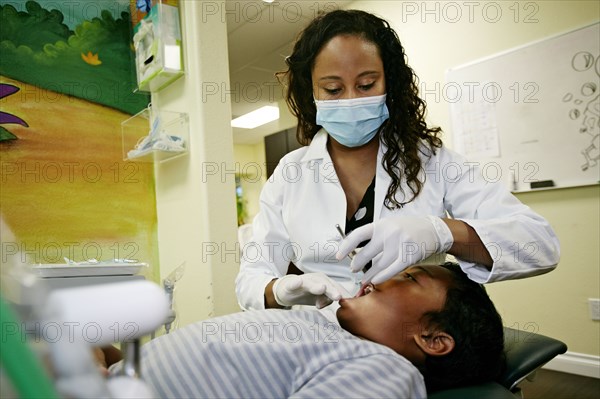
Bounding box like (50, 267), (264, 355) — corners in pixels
(374, 139), (392, 221)
(301, 130), (340, 183)
(300, 130), (347, 225)
(304, 130), (391, 223)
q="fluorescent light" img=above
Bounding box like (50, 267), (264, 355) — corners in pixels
(231, 105), (279, 129)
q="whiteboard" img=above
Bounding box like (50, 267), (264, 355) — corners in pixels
(447, 22), (600, 192)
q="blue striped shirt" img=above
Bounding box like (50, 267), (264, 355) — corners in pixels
(111, 309), (426, 398)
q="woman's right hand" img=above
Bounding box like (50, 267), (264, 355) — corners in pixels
(272, 272), (351, 309)
(336, 215), (454, 285)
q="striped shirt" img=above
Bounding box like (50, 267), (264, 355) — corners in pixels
(110, 309), (426, 398)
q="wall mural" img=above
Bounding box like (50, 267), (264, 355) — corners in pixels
(0, 0), (158, 280)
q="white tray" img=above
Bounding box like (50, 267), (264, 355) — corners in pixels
(30, 263), (147, 278)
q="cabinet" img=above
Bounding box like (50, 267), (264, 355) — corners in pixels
(264, 128), (302, 178)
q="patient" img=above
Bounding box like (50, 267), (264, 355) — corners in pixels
(108, 263), (504, 397)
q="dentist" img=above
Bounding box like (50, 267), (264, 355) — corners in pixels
(235, 9), (560, 314)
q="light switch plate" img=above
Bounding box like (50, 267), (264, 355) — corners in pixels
(589, 298), (600, 321)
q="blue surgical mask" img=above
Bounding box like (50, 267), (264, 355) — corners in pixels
(315, 94), (389, 147)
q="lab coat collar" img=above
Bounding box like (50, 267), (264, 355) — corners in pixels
(300, 129), (393, 222)
(299, 130), (338, 184)
(299, 128), (390, 163)
(299, 129), (330, 163)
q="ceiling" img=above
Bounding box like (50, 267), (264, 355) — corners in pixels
(226, 0), (353, 144)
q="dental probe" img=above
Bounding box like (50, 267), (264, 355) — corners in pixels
(335, 224), (357, 259)
(336, 224), (371, 293)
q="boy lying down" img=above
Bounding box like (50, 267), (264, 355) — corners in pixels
(107, 263), (505, 398)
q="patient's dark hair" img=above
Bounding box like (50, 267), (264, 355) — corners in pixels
(420, 262), (505, 392)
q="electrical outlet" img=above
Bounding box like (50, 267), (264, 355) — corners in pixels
(589, 298), (600, 321)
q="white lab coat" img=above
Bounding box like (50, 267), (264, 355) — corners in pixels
(235, 130), (560, 311)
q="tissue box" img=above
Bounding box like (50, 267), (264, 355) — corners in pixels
(133, 0), (184, 92)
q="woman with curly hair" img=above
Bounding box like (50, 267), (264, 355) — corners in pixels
(235, 9), (559, 315)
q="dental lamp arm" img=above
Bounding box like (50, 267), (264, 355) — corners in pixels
(42, 280), (170, 399)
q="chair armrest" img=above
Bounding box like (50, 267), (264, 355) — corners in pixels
(500, 327), (568, 390)
(428, 382), (517, 399)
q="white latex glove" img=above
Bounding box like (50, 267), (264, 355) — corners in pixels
(336, 216), (454, 285)
(272, 272), (351, 309)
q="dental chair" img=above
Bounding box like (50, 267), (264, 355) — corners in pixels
(430, 326), (568, 399)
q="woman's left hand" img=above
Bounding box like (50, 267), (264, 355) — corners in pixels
(336, 216), (454, 284)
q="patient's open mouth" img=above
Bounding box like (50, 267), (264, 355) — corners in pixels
(355, 283), (374, 298)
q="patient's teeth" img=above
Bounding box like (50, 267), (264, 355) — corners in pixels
(362, 284), (374, 296)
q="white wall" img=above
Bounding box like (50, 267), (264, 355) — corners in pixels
(233, 141), (266, 223)
(349, 0), (600, 357)
(154, 1), (241, 326)
(233, 97), (294, 223)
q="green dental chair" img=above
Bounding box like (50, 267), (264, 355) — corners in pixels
(430, 327), (568, 399)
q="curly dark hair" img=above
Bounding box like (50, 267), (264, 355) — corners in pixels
(421, 262), (506, 392)
(278, 9), (443, 209)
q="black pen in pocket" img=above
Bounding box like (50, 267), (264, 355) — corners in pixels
(335, 224), (357, 260)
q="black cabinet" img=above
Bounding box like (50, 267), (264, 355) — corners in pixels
(264, 127), (302, 178)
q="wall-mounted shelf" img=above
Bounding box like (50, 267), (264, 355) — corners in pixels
(121, 106), (189, 163)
